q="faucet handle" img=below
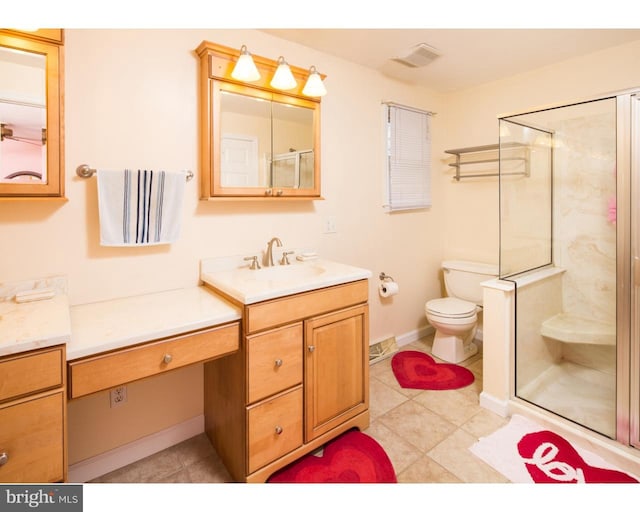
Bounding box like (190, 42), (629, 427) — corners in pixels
(243, 255), (261, 270)
(280, 251), (294, 266)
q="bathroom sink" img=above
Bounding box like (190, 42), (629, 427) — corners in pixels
(248, 264), (325, 282)
(200, 257), (371, 304)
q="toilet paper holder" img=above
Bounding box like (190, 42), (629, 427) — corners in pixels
(379, 272), (395, 282)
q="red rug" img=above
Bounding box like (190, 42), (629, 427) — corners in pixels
(268, 429), (397, 483)
(391, 350), (475, 390)
(517, 430), (639, 483)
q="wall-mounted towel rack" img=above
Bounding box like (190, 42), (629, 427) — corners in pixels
(445, 143), (529, 181)
(76, 164), (194, 181)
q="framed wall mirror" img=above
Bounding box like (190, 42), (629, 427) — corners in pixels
(197, 41), (322, 199)
(0, 30), (64, 198)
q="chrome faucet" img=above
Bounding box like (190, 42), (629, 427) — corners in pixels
(266, 237), (283, 266)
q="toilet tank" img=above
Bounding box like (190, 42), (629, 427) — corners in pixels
(442, 260), (499, 305)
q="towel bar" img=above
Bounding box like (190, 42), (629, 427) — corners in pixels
(76, 164), (193, 181)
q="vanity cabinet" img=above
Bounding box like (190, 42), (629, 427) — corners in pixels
(0, 345), (66, 482)
(204, 280), (369, 482)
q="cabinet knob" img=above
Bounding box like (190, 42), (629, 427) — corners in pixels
(276, 189), (283, 196)
(274, 426), (283, 435)
(265, 188), (273, 196)
(163, 354), (173, 365)
(274, 359), (283, 367)
(308, 345), (315, 353)
(0, 452), (8, 467)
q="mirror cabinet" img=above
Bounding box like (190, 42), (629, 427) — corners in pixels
(196, 41), (322, 199)
(0, 29), (64, 198)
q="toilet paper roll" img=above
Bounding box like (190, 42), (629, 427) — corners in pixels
(379, 281), (399, 298)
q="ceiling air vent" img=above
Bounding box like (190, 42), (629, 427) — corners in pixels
(391, 43), (441, 68)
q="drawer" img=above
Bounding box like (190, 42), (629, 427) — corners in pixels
(245, 279), (368, 333)
(247, 323), (302, 404)
(69, 322), (239, 399)
(248, 386), (303, 474)
(0, 392), (64, 483)
(0, 346), (64, 403)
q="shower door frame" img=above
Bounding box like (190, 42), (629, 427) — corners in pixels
(628, 92), (640, 449)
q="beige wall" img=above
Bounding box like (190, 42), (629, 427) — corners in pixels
(0, 29), (447, 463)
(441, 39), (640, 266)
(2, 30), (639, 465)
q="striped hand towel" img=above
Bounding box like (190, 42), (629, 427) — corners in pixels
(97, 169), (185, 246)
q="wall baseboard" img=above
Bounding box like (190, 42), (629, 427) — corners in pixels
(395, 326), (434, 347)
(67, 415), (204, 483)
(479, 391), (510, 417)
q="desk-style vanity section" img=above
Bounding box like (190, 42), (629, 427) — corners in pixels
(200, 256), (372, 482)
(66, 287), (241, 399)
(0, 282), (241, 484)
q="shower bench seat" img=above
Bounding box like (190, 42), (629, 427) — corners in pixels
(540, 313), (615, 346)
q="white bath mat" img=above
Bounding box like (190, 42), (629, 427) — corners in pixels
(469, 414), (639, 483)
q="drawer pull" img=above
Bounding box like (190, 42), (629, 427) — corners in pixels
(274, 426), (283, 435)
(308, 345), (315, 353)
(0, 452), (8, 467)
(162, 354), (173, 365)
(274, 359), (283, 367)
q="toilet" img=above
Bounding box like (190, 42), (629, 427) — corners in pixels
(425, 260), (498, 364)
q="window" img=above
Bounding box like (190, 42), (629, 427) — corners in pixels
(384, 103), (432, 211)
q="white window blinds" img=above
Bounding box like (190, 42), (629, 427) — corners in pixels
(384, 103), (432, 211)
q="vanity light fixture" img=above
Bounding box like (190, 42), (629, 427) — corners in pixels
(302, 66), (327, 97)
(270, 56), (297, 90)
(231, 45), (261, 82)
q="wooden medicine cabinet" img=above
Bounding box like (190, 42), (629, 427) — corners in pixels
(196, 41), (322, 199)
(0, 29), (64, 198)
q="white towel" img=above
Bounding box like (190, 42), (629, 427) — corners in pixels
(97, 169), (185, 246)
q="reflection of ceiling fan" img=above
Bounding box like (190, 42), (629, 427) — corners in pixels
(0, 123), (46, 145)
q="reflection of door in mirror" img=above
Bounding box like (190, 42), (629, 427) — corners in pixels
(0, 46), (46, 183)
(220, 90), (271, 188)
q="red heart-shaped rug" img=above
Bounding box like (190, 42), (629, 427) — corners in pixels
(391, 350), (475, 390)
(517, 430), (638, 483)
(268, 429), (397, 483)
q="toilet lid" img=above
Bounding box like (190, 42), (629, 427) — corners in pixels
(426, 297), (477, 317)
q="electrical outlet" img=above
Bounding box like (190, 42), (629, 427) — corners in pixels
(109, 386), (127, 408)
(323, 216), (337, 234)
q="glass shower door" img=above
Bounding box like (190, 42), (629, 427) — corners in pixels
(500, 97), (618, 438)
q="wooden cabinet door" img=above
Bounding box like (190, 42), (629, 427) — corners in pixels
(304, 305), (369, 441)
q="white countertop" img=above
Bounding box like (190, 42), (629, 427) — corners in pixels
(67, 286), (241, 360)
(200, 256), (372, 304)
(0, 294), (72, 357)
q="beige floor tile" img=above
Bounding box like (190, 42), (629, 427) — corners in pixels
(369, 377), (409, 421)
(91, 448), (183, 483)
(377, 400), (457, 453)
(460, 408), (510, 439)
(428, 428), (509, 483)
(186, 454), (233, 483)
(364, 420), (423, 475)
(167, 433), (215, 467)
(396, 454), (463, 483)
(413, 389), (482, 426)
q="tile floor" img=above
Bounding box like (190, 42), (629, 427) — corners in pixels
(90, 334), (511, 484)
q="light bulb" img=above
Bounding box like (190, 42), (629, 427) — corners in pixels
(231, 45), (260, 82)
(302, 66), (327, 97)
(270, 57), (297, 90)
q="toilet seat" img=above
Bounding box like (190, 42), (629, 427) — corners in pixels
(425, 297), (477, 318)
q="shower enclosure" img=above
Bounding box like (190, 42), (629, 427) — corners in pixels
(498, 89), (640, 449)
